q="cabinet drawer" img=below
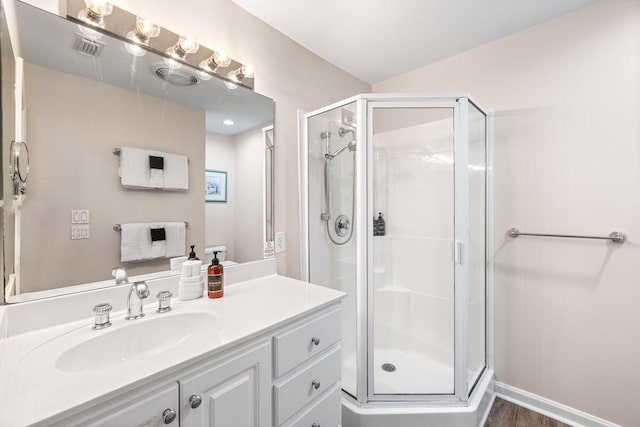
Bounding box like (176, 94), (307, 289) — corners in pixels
(281, 383), (342, 427)
(273, 308), (341, 377)
(273, 345), (341, 425)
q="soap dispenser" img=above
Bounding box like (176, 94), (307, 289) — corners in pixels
(207, 251), (224, 298)
(188, 245), (199, 260)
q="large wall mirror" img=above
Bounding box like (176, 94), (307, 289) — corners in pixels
(1, 0), (274, 303)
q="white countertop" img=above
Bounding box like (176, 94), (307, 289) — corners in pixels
(0, 274), (345, 426)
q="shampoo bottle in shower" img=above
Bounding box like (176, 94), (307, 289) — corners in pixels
(207, 251), (224, 298)
(376, 213), (386, 236)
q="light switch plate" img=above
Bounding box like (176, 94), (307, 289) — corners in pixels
(275, 232), (285, 253)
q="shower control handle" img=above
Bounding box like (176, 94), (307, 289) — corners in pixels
(312, 424), (320, 427)
(312, 380), (321, 390)
(311, 337), (320, 346)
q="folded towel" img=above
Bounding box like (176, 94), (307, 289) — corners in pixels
(165, 222), (186, 258)
(119, 147), (152, 189)
(170, 256), (188, 272)
(180, 274), (202, 285)
(163, 153), (189, 190)
(120, 223), (153, 262)
(178, 279), (204, 300)
(182, 260), (201, 278)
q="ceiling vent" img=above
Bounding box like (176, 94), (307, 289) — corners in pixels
(73, 34), (106, 58)
(151, 63), (198, 86)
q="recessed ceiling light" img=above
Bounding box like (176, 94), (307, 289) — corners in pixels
(223, 119), (234, 126)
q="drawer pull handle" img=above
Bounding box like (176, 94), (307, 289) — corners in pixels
(189, 394), (202, 408)
(312, 424), (320, 427)
(311, 337), (320, 346)
(162, 408), (177, 424)
(312, 379), (321, 390)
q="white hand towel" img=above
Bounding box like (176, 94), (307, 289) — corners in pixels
(178, 279), (204, 300)
(119, 147), (151, 189)
(190, 261), (202, 277)
(182, 260), (201, 278)
(120, 223), (152, 262)
(148, 150), (165, 188)
(180, 274), (202, 285)
(149, 222), (166, 259)
(163, 153), (189, 190)
(165, 222), (186, 258)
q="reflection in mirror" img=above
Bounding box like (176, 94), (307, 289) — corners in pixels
(2, 1), (274, 303)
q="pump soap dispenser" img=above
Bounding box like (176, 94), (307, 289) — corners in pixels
(207, 251), (224, 298)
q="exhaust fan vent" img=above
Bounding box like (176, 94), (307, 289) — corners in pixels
(152, 64), (198, 86)
(73, 34), (105, 58)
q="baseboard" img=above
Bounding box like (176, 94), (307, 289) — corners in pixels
(494, 382), (621, 427)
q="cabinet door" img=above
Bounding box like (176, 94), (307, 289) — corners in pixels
(180, 342), (271, 427)
(83, 383), (179, 427)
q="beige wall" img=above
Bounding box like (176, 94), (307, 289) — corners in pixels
(205, 127), (264, 263)
(205, 133), (236, 260)
(374, 1), (640, 425)
(21, 63), (205, 292)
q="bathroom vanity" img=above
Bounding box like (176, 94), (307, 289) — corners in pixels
(0, 266), (345, 426)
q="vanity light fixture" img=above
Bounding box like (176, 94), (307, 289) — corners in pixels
(223, 119), (234, 126)
(67, 0), (256, 89)
(198, 51), (232, 81)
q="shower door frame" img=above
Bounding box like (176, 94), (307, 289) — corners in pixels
(300, 93), (494, 407)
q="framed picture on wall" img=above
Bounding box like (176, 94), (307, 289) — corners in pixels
(205, 169), (227, 202)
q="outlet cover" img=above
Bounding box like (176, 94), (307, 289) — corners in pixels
(275, 232), (285, 253)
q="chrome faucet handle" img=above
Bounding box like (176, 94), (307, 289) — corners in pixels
(134, 281), (150, 298)
(112, 267), (128, 285)
(157, 291), (172, 313)
(92, 303), (112, 329)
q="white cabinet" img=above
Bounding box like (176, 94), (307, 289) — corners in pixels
(180, 342), (271, 427)
(56, 304), (342, 427)
(273, 307), (342, 427)
(80, 383), (179, 427)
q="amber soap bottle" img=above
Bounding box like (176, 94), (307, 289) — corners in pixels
(207, 251), (224, 298)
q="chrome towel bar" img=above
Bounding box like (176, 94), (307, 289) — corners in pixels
(507, 227), (626, 244)
(114, 222), (189, 232)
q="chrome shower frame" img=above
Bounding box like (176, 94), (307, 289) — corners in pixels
(299, 93), (494, 418)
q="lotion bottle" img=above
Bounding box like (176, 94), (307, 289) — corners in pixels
(207, 251), (224, 298)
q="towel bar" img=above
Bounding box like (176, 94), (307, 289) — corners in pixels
(113, 147), (189, 162)
(507, 227), (626, 244)
(114, 222), (189, 232)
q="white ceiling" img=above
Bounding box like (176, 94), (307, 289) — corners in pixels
(232, 0), (599, 84)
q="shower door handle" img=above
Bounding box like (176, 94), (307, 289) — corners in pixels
(454, 241), (462, 265)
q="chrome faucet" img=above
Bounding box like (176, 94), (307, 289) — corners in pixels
(112, 267), (150, 320)
(125, 281), (150, 320)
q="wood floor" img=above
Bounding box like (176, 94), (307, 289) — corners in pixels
(485, 398), (571, 427)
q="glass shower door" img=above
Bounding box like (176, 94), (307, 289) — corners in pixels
(368, 103), (457, 397)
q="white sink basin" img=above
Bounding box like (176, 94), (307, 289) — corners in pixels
(55, 312), (217, 372)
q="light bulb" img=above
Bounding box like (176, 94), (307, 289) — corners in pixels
(212, 51), (231, 68)
(223, 119), (234, 126)
(178, 37), (199, 54)
(85, 0), (113, 17)
(136, 17), (160, 39)
(241, 64), (255, 78)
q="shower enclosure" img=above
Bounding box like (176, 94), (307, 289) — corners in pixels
(300, 94), (493, 425)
